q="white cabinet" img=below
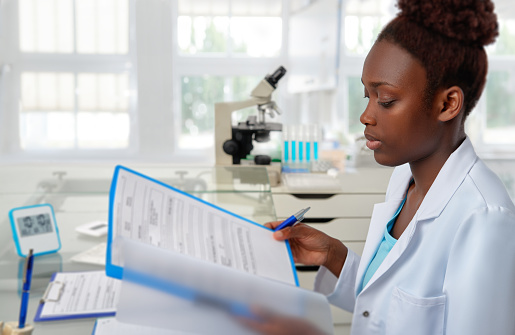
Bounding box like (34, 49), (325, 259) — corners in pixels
(271, 168), (393, 325)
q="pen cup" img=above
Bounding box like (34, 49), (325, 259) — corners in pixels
(0, 322), (34, 335)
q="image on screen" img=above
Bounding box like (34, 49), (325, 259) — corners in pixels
(17, 213), (54, 237)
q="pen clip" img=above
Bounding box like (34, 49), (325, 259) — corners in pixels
(23, 249), (34, 285)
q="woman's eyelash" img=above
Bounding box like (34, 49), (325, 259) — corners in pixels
(379, 100), (395, 108)
(362, 94), (394, 107)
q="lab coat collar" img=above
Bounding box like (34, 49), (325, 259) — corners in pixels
(415, 137), (477, 221)
(378, 137), (478, 222)
(356, 137), (477, 294)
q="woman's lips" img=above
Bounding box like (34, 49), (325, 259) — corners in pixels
(365, 134), (381, 150)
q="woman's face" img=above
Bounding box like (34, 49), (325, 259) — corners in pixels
(360, 40), (443, 167)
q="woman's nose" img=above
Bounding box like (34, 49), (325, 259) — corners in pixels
(360, 103), (376, 126)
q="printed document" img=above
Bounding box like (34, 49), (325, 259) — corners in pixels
(107, 166), (297, 285)
(38, 271), (120, 319)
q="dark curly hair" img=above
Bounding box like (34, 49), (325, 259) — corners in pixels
(377, 0), (498, 118)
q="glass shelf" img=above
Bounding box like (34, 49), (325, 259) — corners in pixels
(0, 164), (276, 262)
(0, 164), (271, 195)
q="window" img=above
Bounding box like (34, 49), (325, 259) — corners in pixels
(177, 0), (282, 57)
(0, 0), (287, 162)
(19, 0), (129, 54)
(483, 70), (515, 145)
(0, 0), (134, 158)
(476, 15), (515, 154)
(180, 75), (262, 149)
(174, 0), (287, 154)
(344, 15), (387, 55)
(339, 0), (395, 138)
(3, 0), (511, 162)
(347, 76), (368, 135)
(20, 72), (130, 150)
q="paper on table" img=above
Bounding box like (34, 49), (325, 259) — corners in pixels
(70, 243), (107, 266)
(107, 166), (297, 285)
(115, 239), (333, 335)
(38, 271), (120, 319)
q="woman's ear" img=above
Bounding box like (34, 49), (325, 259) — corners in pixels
(437, 86), (464, 122)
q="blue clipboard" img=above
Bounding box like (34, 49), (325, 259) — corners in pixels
(105, 165), (299, 286)
(34, 272), (116, 322)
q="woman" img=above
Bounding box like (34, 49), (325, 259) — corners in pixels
(244, 0), (515, 334)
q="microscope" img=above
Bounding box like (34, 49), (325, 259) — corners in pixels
(214, 66), (287, 165)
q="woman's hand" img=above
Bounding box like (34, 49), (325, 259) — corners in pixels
(264, 221), (347, 277)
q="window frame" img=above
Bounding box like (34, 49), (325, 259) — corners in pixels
(0, 0), (138, 161)
(169, 0), (291, 162)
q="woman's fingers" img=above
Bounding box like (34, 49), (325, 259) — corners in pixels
(264, 221), (295, 241)
(273, 227), (291, 240)
(263, 221), (283, 230)
(271, 223), (318, 242)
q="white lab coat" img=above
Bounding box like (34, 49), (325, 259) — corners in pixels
(315, 138), (515, 335)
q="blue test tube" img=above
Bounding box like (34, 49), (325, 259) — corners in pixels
(305, 125), (311, 162)
(291, 126), (297, 162)
(313, 125), (320, 161)
(283, 125), (289, 163)
(298, 125), (304, 162)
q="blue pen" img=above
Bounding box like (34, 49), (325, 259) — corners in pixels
(274, 207), (311, 231)
(19, 248), (34, 329)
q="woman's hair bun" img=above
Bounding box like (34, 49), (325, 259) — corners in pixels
(397, 0), (498, 46)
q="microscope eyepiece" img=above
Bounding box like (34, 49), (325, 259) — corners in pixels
(265, 66), (287, 88)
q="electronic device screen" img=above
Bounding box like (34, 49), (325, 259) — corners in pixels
(17, 213), (54, 237)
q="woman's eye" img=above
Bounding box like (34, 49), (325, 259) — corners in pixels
(379, 100), (395, 108)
